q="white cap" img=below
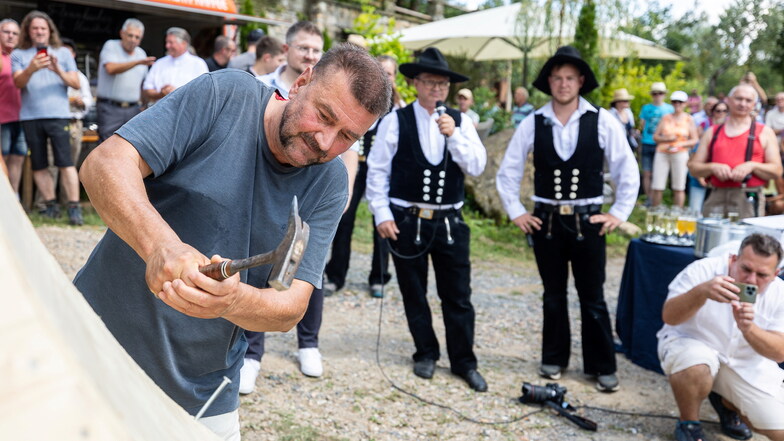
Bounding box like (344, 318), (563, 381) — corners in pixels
(670, 90), (688, 102)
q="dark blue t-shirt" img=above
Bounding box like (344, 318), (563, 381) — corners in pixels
(74, 70), (347, 416)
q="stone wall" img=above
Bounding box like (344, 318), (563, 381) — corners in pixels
(262, 0), (428, 41)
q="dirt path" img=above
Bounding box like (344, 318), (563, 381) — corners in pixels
(37, 225), (759, 441)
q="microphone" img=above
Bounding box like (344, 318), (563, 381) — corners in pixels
(435, 100), (446, 117)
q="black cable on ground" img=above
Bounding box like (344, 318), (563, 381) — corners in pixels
(372, 275), (543, 425)
(371, 234), (722, 429)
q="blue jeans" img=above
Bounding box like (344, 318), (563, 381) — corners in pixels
(1, 121), (27, 156)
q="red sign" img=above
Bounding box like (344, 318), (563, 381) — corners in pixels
(146, 0), (237, 13)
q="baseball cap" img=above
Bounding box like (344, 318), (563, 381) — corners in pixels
(670, 90), (688, 102)
(248, 29), (265, 43)
(456, 88), (473, 100)
(650, 82), (667, 93)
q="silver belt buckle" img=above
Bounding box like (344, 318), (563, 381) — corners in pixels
(559, 205), (574, 215)
(418, 208), (434, 220)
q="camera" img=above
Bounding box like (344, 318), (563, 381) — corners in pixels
(519, 382), (567, 406)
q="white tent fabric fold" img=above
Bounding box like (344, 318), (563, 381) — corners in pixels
(0, 176), (219, 440)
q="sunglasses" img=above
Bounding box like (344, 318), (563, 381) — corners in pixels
(672, 100), (685, 104)
(651, 92), (666, 96)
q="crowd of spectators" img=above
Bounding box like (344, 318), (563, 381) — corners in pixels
(2, 9), (783, 441)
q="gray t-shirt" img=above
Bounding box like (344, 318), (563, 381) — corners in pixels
(11, 46), (76, 120)
(227, 51), (255, 72)
(97, 39), (148, 102)
(74, 70), (348, 416)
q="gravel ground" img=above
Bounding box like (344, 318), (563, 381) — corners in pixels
(36, 225), (764, 441)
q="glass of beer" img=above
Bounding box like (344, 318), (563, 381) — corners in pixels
(728, 211), (740, 223)
(645, 207), (658, 234)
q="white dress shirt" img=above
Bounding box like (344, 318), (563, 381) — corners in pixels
(143, 52), (208, 93)
(496, 97), (639, 222)
(68, 71), (93, 120)
(657, 255), (784, 393)
(366, 100), (487, 225)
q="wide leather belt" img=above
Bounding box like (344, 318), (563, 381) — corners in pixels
(98, 97), (140, 108)
(534, 202), (602, 216)
(391, 203), (459, 220)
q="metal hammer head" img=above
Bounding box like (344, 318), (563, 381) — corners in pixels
(267, 196), (310, 290)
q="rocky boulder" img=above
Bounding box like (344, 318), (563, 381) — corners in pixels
(465, 128), (534, 223)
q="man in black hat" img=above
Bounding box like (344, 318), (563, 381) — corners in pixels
(496, 46), (639, 392)
(366, 47), (488, 392)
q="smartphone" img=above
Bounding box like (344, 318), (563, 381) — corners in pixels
(36, 46), (47, 56)
(732, 282), (758, 304)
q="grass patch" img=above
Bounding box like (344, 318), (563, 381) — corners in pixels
(273, 413), (345, 441)
(27, 203), (105, 228)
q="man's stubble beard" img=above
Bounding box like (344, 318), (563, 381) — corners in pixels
(278, 102), (327, 167)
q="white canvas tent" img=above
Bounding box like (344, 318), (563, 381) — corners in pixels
(0, 176), (219, 440)
(399, 3), (683, 61)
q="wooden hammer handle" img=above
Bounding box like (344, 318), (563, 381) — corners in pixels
(199, 260), (234, 281)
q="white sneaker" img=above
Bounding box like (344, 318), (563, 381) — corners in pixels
(298, 348), (323, 377)
(238, 358), (260, 395)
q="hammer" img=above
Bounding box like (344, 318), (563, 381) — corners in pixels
(199, 196), (310, 290)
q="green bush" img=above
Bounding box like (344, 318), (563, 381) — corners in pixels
(347, 0), (416, 103)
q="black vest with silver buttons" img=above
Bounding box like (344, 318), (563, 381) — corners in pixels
(389, 104), (464, 205)
(533, 111), (603, 201)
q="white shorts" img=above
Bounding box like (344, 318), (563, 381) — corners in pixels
(199, 409), (241, 441)
(651, 150), (689, 191)
(658, 336), (784, 430)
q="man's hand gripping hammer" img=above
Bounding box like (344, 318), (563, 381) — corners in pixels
(199, 197), (310, 290)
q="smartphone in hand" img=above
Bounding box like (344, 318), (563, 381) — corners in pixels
(732, 282), (758, 304)
(36, 46), (47, 56)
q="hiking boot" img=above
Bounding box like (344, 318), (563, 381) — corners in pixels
(538, 364), (563, 380)
(708, 392), (752, 440)
(369, 284), (383, 298)
(323, 278), (337, 297)
(595, 373), (620, 392)
(39, 200), (60, 219)
(674, 421), (710, 441)
(67, 203), (84, 226)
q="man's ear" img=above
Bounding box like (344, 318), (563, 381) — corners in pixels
(288, 66), (313, 98)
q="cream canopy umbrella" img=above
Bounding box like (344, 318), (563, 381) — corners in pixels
(399, 3), (682, 62)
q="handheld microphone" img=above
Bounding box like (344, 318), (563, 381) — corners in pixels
(435, 101), (446, 117)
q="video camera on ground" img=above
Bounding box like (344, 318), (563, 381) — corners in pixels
(519, 382), (567, 406)
(518, 381), (597, 431)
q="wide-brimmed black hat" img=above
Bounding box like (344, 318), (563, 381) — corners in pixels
(399, 47), (469, 83)
(532, 46), (598, 96)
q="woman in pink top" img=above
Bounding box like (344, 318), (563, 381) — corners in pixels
(651, 90), (699, 207)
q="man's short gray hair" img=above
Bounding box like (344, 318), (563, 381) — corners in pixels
(739, 234), (783, 266)
(0, 18), (19, 29)
(214, 35), (232, 53)
(166, 27), (190, 45)
(311, 43), (392, 117)
(122, 18), (144, 33)
(729, 84), (759, 102)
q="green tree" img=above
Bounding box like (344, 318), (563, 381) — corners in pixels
(700, 0), (766, 95)
(747, 6), (784, 96)
(347, 1), (416, 102)
(237, 0), (267, 52)
(572, 0), (598, 72)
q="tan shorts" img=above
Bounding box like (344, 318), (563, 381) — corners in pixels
(651, 150), (689, 191)
(199, 409), (241, 441)
(658, 335), (784, 430)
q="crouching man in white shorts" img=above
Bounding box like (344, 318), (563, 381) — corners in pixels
(657, 233), (784, 441)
